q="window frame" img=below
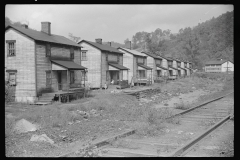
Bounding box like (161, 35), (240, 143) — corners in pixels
(81, 71), (88, 81)
(106, 53), (108, 61)
(8, 72), (17, 86)
(81, 51), (87, 61)
(70, 47), (74, 59)
(117, 54), (120, 62)
(6, 40), (16, 57)
(70, 71), (75, 84)
(46, 44), (51, 57)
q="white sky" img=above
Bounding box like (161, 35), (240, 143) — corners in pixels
(5, 4), (233, 43)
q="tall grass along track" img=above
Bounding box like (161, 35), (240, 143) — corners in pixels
(60, 91), (233, 157)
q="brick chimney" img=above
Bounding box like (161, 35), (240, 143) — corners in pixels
(127, 41), (131, 50)
(95, 38), (102, 44)
(22, 24), (28, 29)
(41, 22), (51, 35)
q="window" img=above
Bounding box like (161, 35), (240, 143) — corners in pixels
(46, 44), (51, 57)
(138, 70), (146, 78)
(8, 72), (17, 86)
(82, 51), (87, 61)
(70, 71), (75, 84)
(137, 57), (144, 64)
(168, 61), (172, 67)
(156, 59), (161, 65)
(6, 40), (16, 56)
(106, 53), (108, 61)
(157, 70), (161, 77)
(177, 63), (180, 67)
(46, 71), (51, 87)
(82, 71), (88, 81)
(117, 54), (120, 62)
(70, 47), (74, 59)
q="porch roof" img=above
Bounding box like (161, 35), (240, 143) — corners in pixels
(178, 66), (187, 70)
(138, 64), (152, 70)
(169, 66), (178, 71)
(156, 64), (168, 70)
(51, 60), (87, 70)
(108, 62), (129, 70)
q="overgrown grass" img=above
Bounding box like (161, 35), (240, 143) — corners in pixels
(174, 101), (191, 110)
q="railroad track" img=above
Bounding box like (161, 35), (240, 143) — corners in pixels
(60, 91), (233, 157)
(99, 91), (234, 157)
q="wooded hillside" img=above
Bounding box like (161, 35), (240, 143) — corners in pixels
(128, 11), (233, 69)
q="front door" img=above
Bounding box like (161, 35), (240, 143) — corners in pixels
(58, 71), (62, 90)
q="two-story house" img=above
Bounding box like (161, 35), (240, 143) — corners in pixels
(117, 47), (152, 85)
(78, 39), (129, 88)
(166, 57), (178, 79)
(141, 51), (168, 83)
(5, 22), (87, 103)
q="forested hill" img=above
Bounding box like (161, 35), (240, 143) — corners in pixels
(128, 11), (233, 69)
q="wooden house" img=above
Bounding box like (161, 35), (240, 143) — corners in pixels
(78, 39), (129, 88)
(185, 61), (193, 74)
(180, 60), (188, 77)
(5, 22), (87, 103)
(166, 57), (178, 79)
(184, 61), (190, 76)
(204, 59), (234, 73)
(141, 51), (169, 83)
(117, 47), (152, 85)
(174, 58), (186, 77)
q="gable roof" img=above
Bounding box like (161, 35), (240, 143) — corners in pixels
(205, 60), (233, 65)
(118, 47), (147, 57)
(79, 40), (123, 54)
(5, 24), (82, 48)
(141, 51), (162, 59)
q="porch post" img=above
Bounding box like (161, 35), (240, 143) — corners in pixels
(84, 70), (86, 87)
(67, 69), (69, 92)
(127, 70), (129, 84)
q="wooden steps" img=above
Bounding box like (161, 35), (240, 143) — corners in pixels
(34, 93), (56, 105)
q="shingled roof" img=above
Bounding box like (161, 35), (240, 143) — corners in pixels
(79, 40), (123, 54)
(205, 60), (231, 65)
(141, 51), (162, 59)
(5, 24), (82, 48)
(118, 47), (147, 57)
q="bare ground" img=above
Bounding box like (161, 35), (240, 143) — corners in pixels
(5, 74), (233, 157)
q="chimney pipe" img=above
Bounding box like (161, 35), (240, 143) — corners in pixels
(128, 41), (131, 50)
(41, 22), (51, 35)
(22, 24), (28, 29)
(95, 38), (102, 44)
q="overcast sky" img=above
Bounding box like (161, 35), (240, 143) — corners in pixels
(6, 4), (233, 43)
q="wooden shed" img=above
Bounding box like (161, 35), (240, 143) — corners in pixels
(117, 47), (152, 85)
(78, 39), (129, 88)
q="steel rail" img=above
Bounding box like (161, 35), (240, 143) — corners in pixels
(168, 114), (232, 157)
(168, 91), (233, 119)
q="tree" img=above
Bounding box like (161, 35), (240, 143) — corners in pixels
(68, 33), (81, 43)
